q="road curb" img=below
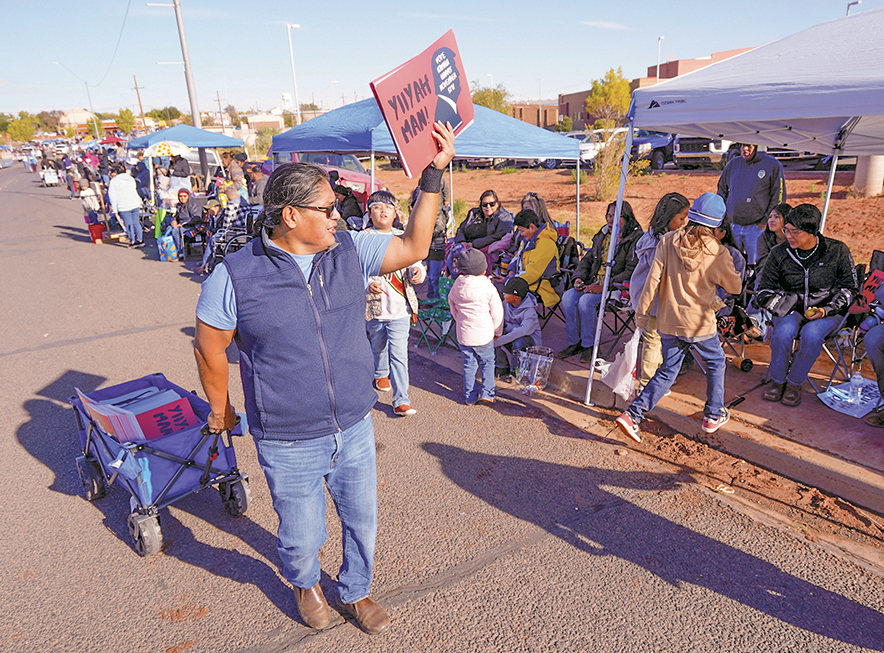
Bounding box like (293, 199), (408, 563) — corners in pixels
(411, 336), (884, 517)
(545, 359), (884, 518)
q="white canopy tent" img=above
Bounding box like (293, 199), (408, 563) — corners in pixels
(585, 6), (884, 405)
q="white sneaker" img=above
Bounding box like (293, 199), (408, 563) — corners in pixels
(615, 412), (642, 443)
(702, 407), (730, 434)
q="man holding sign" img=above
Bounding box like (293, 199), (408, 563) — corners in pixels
(194, 123), (456, 634)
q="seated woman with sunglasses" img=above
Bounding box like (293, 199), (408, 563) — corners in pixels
(756, 204), (857, 407)
(454, 190), (514, 251)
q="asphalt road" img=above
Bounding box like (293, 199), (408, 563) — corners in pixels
(1, 165), (883, 653)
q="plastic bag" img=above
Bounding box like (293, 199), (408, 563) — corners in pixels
(599, 329), (642, 401)
(515, 346), (554, 395)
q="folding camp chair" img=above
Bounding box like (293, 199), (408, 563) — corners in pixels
(536, 221), (585, 330)
(597, 283), (637, 359)
(414, 277), (458, 355)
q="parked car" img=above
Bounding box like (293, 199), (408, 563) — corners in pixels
(672, 135), (736, 168)
(181, 148), (223, 181)
(630, 130), (674, 170)
(766, 147), (822, 168)
(261, 151), (387, 208)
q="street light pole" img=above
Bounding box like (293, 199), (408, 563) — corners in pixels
(656, 36), (665, 82)
(847, 1), (861, 15)
(52, 61), (101, 140)
(148, 0), (207, 177)
(287, 24), (302, 125)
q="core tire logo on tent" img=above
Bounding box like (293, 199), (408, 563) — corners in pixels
(648, 100), (661, 109)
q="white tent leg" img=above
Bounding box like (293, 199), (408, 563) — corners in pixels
(576, 158), (581, 239)
(585, 110), (635, 406)
(370, 148), (375, 195)
(819, 154), (839, 234)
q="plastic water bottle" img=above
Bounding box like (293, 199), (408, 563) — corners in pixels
(847, 371), (864, 404)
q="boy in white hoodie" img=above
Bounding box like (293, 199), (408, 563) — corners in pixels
(448, 248), (504, 405)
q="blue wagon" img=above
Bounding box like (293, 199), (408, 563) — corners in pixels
(69, 373), (250, 556)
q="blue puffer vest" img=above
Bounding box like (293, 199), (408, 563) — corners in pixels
(222, 230), (376, 440)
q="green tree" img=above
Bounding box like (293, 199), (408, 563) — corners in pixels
(86, 119), (105, 139)
(38, 110), (62, 133)
(470, 82), (512, 115)
(0, 113), (12, 133)
(555, 115), (573, 132)
(225, 105), (241, 127)
(300, 102), (319, 112)
(146, 106), (181, 124)
(584, 67), (631, 126)
(116, 108), (135, 133)
(8, 118), (36, 142)
(256, 127), (279, 155)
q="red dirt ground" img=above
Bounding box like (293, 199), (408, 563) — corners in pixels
(381, 165), (882, 266)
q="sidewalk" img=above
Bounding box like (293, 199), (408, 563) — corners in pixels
(412, 307), (884, 517)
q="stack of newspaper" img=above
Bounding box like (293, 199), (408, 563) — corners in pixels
(76, 385), (200, 443)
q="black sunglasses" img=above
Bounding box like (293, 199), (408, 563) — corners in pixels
(293, 201), (339, 218)
(481, 201), (497, 208)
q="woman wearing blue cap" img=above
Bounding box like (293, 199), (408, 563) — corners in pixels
(616, 192), (743, 443)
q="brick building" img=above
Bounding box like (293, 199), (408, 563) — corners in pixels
(510, 103), (559, 129)
(559, 47), (755, 130)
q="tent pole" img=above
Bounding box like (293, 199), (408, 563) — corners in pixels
(448, 160), (454, 231)
(576, 158), (581, 240)
(370, 148), (375, 197)
(585, 103), (635, 406)
(820, 153), (839, 234)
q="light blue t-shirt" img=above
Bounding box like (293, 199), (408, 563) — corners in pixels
(196, 231), (393, 330)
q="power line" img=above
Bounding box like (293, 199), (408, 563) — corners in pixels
(92, 0), (134, 87)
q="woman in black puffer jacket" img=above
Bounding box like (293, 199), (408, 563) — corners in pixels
(756, 204), (857, 407)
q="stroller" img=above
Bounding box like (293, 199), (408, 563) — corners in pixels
(41, 167), (59, 186)
(70, 373), (250, 556)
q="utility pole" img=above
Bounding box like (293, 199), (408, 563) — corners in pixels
(132, 75), (146, 133)
(148, 0), (208, 176)
(217, 90), (226, 131)
(656, 36), (665, 82)
(286, 24), (302, 125)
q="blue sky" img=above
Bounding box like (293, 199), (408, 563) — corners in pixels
(2, 0), (881, 116)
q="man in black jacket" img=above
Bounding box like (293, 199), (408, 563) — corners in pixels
(717, 143), (786, 266)
(557, 201), (643, 361)
(756, 204), (856, 406)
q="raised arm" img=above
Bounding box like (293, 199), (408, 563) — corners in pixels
(380, 122), (456, 274)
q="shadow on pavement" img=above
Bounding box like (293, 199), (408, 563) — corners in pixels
(18, 369), (301, 620)
(54, 224), (93, 243)
(423, 441), (884, 650)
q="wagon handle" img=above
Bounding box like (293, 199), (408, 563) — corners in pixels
(199, 417), (241, 488)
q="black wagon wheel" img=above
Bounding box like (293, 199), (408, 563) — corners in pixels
(128, 513), (163, 556)
(76, 456), (107, 501)
(219, 478), (251, 517)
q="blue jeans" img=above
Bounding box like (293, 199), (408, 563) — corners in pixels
(864, 324), (884, 399)
(366, 316), (411, 408)
(426, 258), (444, 300)
(627, 333), (727, 422)
(254, 413), (378, 604)
(562, 287), (603, 347)
(769, 311), (842, 385)
(732, 223), (765, 266)
(167, 226), (183, 255)
(119, 208), (141, 245)
(460, 341), (495, 402)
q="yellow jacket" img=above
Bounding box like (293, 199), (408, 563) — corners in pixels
(515, 223), (560, 308)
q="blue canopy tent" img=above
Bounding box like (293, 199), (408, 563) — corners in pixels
(127, 124), (244, 149)
(128, 125), (244, 204)
(271, 99), (584, 231)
